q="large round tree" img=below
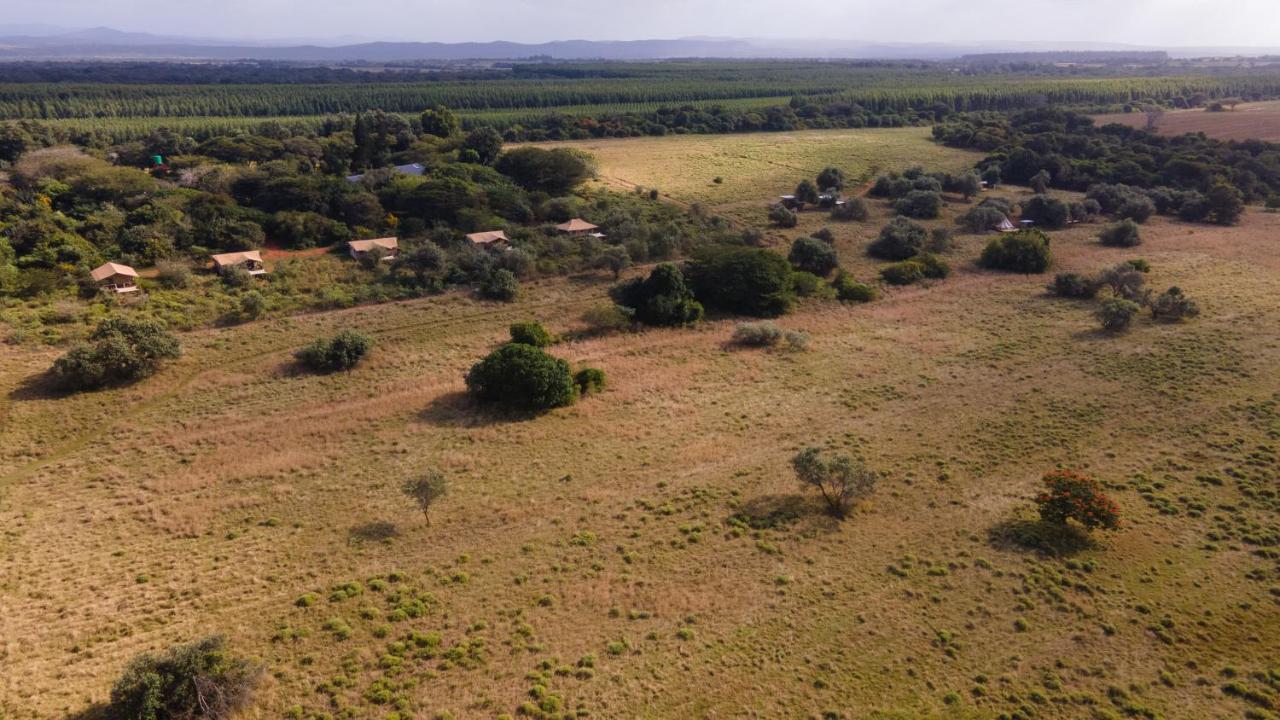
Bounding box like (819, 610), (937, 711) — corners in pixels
(465, 343), (576, 412)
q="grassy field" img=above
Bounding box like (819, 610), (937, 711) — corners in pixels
(2, 138), (1280, 719)
(1092, 100), (1280, 142)
(542, 128), (979, 223)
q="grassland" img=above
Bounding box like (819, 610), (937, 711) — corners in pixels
(1092, 100), (1280, 142)
(2, 133), (1280, 720)
(543, 128), (979, 224)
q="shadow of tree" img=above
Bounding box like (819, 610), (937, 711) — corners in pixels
(66, 704), (109, 720)
(348, 521), (400, 545)
(988, 517), (1096, 557)
(7, 369), (67, 401)
(728, 493), (843, 536)
(417, 390), (542, 428)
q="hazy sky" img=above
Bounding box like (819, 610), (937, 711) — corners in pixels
(9, 0), (1280, 46)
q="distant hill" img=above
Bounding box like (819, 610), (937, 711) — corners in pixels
(0, 28), (1277, 62)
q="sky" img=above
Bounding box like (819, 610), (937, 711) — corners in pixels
(6, 0), (1280, 47)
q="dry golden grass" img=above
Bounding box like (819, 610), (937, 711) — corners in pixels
(2, 187), (1279, 718)
(1092, 100), (1280, 142)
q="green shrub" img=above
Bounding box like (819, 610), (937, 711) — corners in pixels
(830, 197), (869, 221)
(610, 263), (703, 327)
(51, 315), (181, 391)
(688, 246), (795, 318)
(239, 290), (266, 321)
(509, 321), (553, 347)
(926, 227), (953, 253)
(879, 260), (925, 285)
(868, 216), (928, 260)
(479, 269), (519, 302)
(790, 271), (824, 297)
(1117, 195), (1156, 223)
(831, 272), (876, 303)
(1095, 298), (1141, 332)
(732, 321), (784, 347)
(296, 330), (372, 373)
(580, 303), (636, 335)
(893, 190), (942, 219)
(1022, 195), (1069, 229)
(1150, 287), (1200, 322)
(108, 636), (261, 720)
(1048, 272), (1100, 299)
(573, 367), (606, 396)
(913, 252), (951, 279)
(465, 343), (575, 411)
(1098, 219), (1142, 247)
(788, 237), (839, 276)
(957, 205), (1010, 233)
(768, 204), (797, 228)
(979, 229), (1051, 273)
(155, 260), (192, 289)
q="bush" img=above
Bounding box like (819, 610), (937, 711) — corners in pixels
(926, 227), (953, 253)
(979, 229), (1051, 273)
(790, 271), (824, 297)
(1034, 470), (1120, 531)
(912, 253), (951, 279)
(479, 268), (519, 302)
(239, 290), (266, 321)
(1150, 287), (1200, 322)
(831, 272), (876, 303)
(879, 260), (924, 285)
(731, 320), (784, 347)
(768, 204), (797, 228)
(957, 205), (1010, 233)
(1048, 272), (1100, 299)
(220, 266), (253, 288)
(791, 447), (877, 519)
(581, 303), (635, 335)
(509, 321), (553, 347)
(830, 197), (869, 221)
(867, 216), (927, 260)
(688, 246), (795, 318)
(1116, 195), (1156, 223)
(155, 260), (191, 289)
(788, 237), (839, 276)
(51, 316), (181, 391)
(610, 263), (703, 327)
(1205, 182), (1244, 225)
(1098, 219), (1142, 247)
(573, 367), (606, 396)
(108, 636), (261, 720)
(1021, 195), (1069, 229)
(1095, 298), (1141, 332)
(295, 330), (372, 372)
(1097, 262), (1149, 302)
(893, 190), (942, 219)
(465, 343), (575, 411)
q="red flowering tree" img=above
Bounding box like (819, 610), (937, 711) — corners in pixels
(1034, 470), (1120, 531)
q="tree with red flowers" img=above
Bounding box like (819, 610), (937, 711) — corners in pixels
(1034, 470), (1120, 531)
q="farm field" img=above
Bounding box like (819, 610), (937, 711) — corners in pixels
(2, 164), (1278, 720)
(543, 128), (979, 223)
(1092, 100), (1280, 142)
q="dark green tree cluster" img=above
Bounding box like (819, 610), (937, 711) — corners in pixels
(51, 315), (181, 391)
(295, 330), (372, 373)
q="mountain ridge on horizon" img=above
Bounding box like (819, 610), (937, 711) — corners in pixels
(0, 25), (1277, 62)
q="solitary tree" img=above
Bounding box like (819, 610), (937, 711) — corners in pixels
(794, 179), (820, 206)
(791, 447), (877, 519)
(403, 471), (448, 525)
(1034, 470), (1120, 531)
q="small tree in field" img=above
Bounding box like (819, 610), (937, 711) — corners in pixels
(791, 447), (877, 519)
(403, 471), (447, 525)
(1034, 470), (1119, 531)
(109, 636), (261, 720)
